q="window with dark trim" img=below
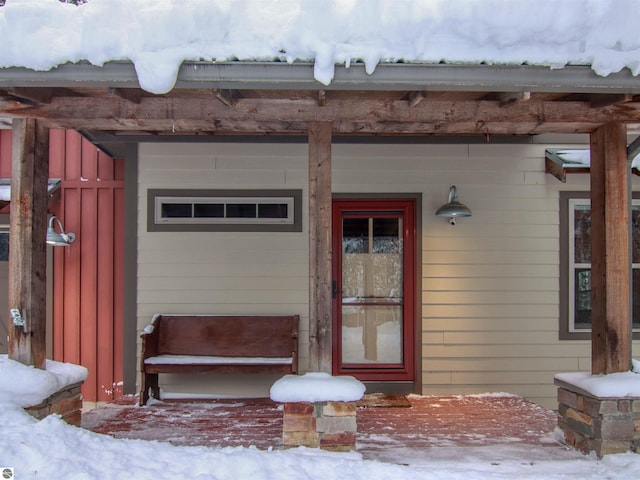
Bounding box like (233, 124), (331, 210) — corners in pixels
(0, 214), (8, 261)
(560, 192), (640, 340)
(147, 189), (302, 232)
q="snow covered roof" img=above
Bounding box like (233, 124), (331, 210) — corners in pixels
(2, 1), (640, 139)
(0, 178), (61, 206)
(546, 147), (640, 182)
(2, 0), (640, 94)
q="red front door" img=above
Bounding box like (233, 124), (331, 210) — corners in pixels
(332, 198), (416, 382)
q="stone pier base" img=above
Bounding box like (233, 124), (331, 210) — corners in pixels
(25, 382), (84, 426)
(282, 401), (357, 452)
(555, 380), (640, 457)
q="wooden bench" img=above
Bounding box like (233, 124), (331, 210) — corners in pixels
(139, 314), (299, 405)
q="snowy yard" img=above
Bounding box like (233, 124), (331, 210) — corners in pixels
(1, 356), (640, 479)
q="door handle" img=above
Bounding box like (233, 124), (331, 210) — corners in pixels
(332, 280), (338, 299)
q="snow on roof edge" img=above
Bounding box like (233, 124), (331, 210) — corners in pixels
(2, 0), (640, 94)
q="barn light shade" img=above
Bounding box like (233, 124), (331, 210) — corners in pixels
(436, 185), (472, 225)
(46, 216), (76, 246)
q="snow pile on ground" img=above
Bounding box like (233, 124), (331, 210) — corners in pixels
(2, 0), (640, 93)
(1, 356), (640, 479)
(0, 354), (87, 407)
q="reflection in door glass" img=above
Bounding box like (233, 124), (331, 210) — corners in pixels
(341, 216), (403, 365)
(343, 218), (369, 253)
(342, 305), (402, 364)
(373, 218), (400, 253)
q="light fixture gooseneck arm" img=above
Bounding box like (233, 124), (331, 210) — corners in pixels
(46, 215), (76, 247)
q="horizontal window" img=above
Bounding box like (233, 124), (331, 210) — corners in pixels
(156, 197), (293, 224)
(148, 189), (302, 232)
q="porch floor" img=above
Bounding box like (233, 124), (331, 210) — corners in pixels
(81, 394), (565, 463)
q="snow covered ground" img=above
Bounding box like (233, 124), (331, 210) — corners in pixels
(2, 355), (640, 480)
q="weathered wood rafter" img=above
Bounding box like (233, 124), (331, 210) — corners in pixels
(408, 91), (426, 107)
(499, 91), (530, 108)
(317, 89), (326, 107)
(213, 89), (237, 106)
(588, 93), (634, 108)
(2, 87), (640, 135)
(108, 87), (145, 104)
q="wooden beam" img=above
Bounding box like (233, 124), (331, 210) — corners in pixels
(5, 96), (640, 135)
(499, 91), (531, 108)
(544, 154), (567, 182)
(627, 134), (640, 160)
(8, 87), (54, 105)
(0, 95), (33, 112)
(8, 118), (49, 369)
(408, 91), (426, 107)
(318, 89), (326, 107)
(213, 89), (236, 106)
(589, 93), (633, 108)
(308, 121), (332, 373)
(544, 151), (591, 182)
(108, 88), (144, 104)
(589, 122), (632, 374)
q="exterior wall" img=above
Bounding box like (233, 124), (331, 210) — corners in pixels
(138, 140), (640, 409)
(138, 143), (310, 397)
(48, 130), (126, 404)
(0, 129), (125, 404)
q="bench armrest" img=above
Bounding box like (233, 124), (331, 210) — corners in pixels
(140, 315), (161, 361)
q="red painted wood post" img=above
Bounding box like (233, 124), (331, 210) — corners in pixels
(589, 123), (632, 374)
(8, 119), (49, 368)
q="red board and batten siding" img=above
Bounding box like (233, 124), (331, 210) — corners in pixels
(0, 130), (11, 178)
(0, 129), (125, 402)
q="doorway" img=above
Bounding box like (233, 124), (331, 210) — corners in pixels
(332, 198), (417, 383)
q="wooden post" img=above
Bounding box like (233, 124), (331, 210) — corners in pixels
(8, 119), (49, 369)
(589, 123), (632, 374)
(308, 122), (333, 373)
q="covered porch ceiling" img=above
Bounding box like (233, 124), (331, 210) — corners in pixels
(2, 60), (638, 381)
(2, 62), (640, 139)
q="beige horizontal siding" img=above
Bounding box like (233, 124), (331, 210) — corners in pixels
(137, 140), (640, 408)
(426, 264), (557, 277)
(423, 344), (589, 358)
(426, 317), (558, 331)
(139, 275), (308, 291)
(137, 142), (310, 398)
(423, 356), (582, 372)
(423, 277), (556, 291)
(439, 331), (561, 344)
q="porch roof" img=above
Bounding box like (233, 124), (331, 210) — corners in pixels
(3, 61), (640, 93)
(0, 178), (61, 210)
(2, 61), (640, 140)
(545, 145), (640, 182)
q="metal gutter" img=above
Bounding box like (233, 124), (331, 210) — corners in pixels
(2, 61), (640, 93)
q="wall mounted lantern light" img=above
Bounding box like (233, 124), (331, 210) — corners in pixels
(436, 185), (472, 225)
(46, 216), (76, 246)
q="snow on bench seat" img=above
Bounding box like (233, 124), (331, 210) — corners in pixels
(139, 314), (299, 405)
(145, 355), (294, 365)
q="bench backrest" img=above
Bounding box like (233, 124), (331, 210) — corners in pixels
(154, 315), (299, 358)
